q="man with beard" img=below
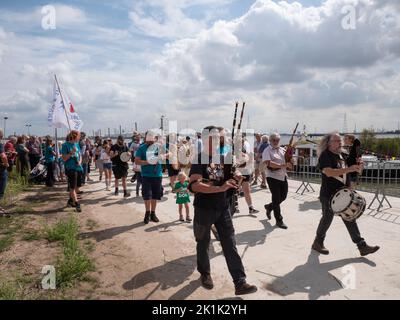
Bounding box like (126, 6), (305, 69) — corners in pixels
(189, 125), (257, 296)
(312, 132), (380, 256)
(110, 135), (131, 198)
(135, 131), (164, 224)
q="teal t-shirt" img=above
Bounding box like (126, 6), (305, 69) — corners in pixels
(135, 143), (163, 178)
(61, 142), (83, 172)
(44, 146), (55, 164)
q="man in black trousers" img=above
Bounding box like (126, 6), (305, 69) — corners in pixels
(189, 125), (257, 296)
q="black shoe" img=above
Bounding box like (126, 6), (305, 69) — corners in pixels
(235, 282), (258, 295)
(124, 191), (131, 198)
(359, 244), (380, 256)
(115, 189), (119, 196)
(67, 198), (75, 207)
(150, 212), (159, 223)
(264, 204), (272, 220)
(312, 240), (329, 255)
(75, 203), (82, 213)
(276, 221), (288, 229)
(144, 212), (150, 224)
(200, 274), (214, 290)
(249, 207), (259, 214)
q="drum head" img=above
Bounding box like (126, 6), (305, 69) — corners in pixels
(120, 152), (130, 162)
(330, 188), (353, 213)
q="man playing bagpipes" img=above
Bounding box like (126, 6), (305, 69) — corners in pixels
(188, 125), (257, 296)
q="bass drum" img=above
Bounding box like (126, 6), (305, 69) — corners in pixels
(330, 187), (366, 222)
(120, 152), (131, 163)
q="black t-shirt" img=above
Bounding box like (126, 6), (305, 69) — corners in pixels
(111, 144), (129, 168)
(318, 150), (346, 198)
(189, 153), (233, 210)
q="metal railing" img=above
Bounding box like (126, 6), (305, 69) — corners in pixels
(287, 156), (400, 211)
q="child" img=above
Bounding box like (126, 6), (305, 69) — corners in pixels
(100, 140), (112, 191)
(173, 172), (191, 222)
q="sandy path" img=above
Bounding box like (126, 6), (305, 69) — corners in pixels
(78, 169), (400, 300)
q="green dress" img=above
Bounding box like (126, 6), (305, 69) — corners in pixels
(174, 181), (190, 204)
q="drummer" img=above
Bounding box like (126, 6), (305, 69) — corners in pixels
(110, 135), (131, 198)
(312, 132), (379, 256)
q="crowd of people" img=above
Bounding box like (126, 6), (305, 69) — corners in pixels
(0, 126), (380, 296)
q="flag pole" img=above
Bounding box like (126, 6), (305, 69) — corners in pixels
(54, 74), (72, 131)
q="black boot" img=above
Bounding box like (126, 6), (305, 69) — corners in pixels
(150, 211), (159, 223)
(312, 239), (329, 255)
(358, 243), (380, 256)
(144, 211), (151, 224)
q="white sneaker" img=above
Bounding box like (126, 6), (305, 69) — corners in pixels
(106, 186), (111, 191)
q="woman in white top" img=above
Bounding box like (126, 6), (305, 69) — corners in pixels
(238, 137), (259, 214)
(100, 140), (112, 191)
(262, 133), (292, 229)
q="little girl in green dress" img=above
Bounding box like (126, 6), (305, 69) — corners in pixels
(173, 172), (191, 222)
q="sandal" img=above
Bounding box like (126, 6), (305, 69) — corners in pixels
(179, 215), (185, 222)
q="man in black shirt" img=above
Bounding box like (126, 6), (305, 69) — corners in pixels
(110, 136), (130, 197)
(189, 126), (257, 296)
(312, 132), (380, 256)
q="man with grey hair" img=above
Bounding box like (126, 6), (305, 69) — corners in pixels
(262, 132), (291, 229)
(312, 132), (380, 256)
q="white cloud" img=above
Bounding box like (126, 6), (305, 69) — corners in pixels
(150, 0), (400, 132)
(129, 0), (234, 39)
(1, 0), (399, 135)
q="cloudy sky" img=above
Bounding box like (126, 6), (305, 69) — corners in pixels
(0, 0), (399, 137)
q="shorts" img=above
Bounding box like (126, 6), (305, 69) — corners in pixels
(112, 165), (128, 179)
(142, 176), (163, 200)
(96, 159), (103, 171)
(167, 164), (180, 177)
(103, 163), (112, 170)
(66, 170), (82, 189)
(242, 175), (252, 183)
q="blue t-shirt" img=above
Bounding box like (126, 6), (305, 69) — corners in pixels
(44, 146), (55, 164)
(135, 143), (163, 178)
(259, 142), (269, 154)
(61, 142), (83, 172)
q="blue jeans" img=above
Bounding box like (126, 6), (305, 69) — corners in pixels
(193, 206), (246, 288)
(0, 169), (8, 200)
(81, 163), (88, 185)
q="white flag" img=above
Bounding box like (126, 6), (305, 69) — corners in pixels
(48, 77), (83, 131)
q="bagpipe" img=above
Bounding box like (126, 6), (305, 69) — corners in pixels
(229, 101), (246, 212)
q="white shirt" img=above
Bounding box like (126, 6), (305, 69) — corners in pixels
(238, 140), (253, 176)
(262, 145), (287, 181)
(100, 148), (112, 164)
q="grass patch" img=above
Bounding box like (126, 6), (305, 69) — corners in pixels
(44, 218), (78, 243)
(22, 230), (42, 242)
(0, 216), (25, 252)
(44, 216), (95, 288)
(0, 172), (29, 207)
(0, 281), (18, 300)
(0, 235), (14, 253)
